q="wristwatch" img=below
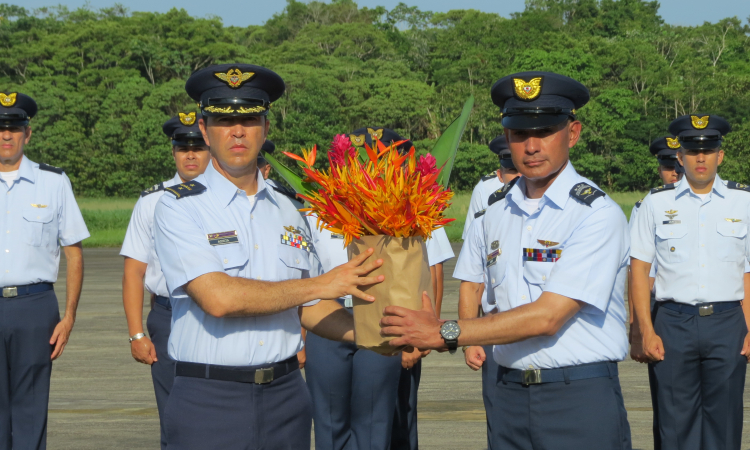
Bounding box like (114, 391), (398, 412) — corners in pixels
(129, 332), (146, 343)
(440, 320), (461, 354)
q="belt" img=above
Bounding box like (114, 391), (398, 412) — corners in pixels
(175, 356), (299, 385)
(154, 295), (171, 310)
(0, 282), (53, 298)
(660, 300), (741, 317)
(500, 361), (617, 386)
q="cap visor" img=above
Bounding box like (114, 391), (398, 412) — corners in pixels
(501, 113), (569, 130)
(680, 140), (721, 151)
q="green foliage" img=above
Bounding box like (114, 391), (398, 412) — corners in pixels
(1, 1), (750, 195)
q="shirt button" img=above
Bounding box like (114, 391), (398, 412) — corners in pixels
(4, 249), (8, 253)
(259, 340), (264, 346)
(223, 259), (228, 264)
(5, 230), (8, 234)
(527, 226), (532, 231)
(250, 214), (254, 220)
(670, 232), (673, 236)
(491, 278), (495, 284)
(701, 243), (705, 247)
(295, 258), (300, 264)
(255, 244), (259, 250)
(702, 264), (705, 267)
(701, 224), (705, 227)
(701, 285), (705, 288)
(256, 276), (262, 280)
(36, 216), (40, 219)
(521, 295), (526, 300)
(237, 189), (242, 194)
(542, 275), (546, 281)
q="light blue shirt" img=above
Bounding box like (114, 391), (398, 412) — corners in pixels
(154, 163), (322, 366)
(454, 215), (499, 314)
(120, 173), (182, 297)
(463, 174), (503, 240)
(629, 203), (657, 278)
(0, 156), (89, 286)
(475, 163), (629, 369)
(426, 227), (454, 266)
(630, 175), (750, 305)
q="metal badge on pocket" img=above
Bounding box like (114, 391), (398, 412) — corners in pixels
(207, 231), (239, 246)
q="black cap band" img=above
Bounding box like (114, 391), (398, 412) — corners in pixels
(202, 98), (270, 117)
(172, 132), (206, 147)
(679, 135), (722, 151)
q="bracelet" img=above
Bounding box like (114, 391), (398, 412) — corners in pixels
(461, 346), (469, 353)
(129, 332), (146, 343)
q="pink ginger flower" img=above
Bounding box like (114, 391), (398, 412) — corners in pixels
(329, 134), (357, 167)
(416, 153), (438, 177)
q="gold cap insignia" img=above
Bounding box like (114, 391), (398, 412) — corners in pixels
(0, 93), (17, 107)
(214, 68), (256, 89)
(691, 115), (709, 129)
(367, 128), (384, 140)
(179, 112), (196, 126)
(513, 77), (543, 101)
(349, 134), (365, 147)
(666, 137), (680, 149)
(537, 239), (560, 248)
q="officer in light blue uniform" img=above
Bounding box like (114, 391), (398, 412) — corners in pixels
(258, 139), (278, 187)
(463, 136), (509, 240)
(381, 72), (632, 450)
(0, 92), (89, 450)
(631, 114), (748, 450)
(120, 112), (210, 450)
(154, 64), (382, 449)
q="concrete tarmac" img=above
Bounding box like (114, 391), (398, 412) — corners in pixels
(45, 246), (750, 449)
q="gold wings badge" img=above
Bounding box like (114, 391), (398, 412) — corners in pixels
(179, 112), (196, 126)
(665, 209), (678, 220)
(537, 239), (559, 248)
(691, 115), (709, 129)
(349, 134), (365, 147)
(513, 77), (543, 101)
(666, 137), (680, 149)
(0, 93), (17, 107)
(214, 68), (255, 89)
(367, 128), (384, 140)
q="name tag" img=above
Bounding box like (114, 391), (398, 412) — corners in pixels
(662, 220), (681, 225)
(207, 231), (239, 246)
(331, 233), (344, 240)
(486, 249), (500, 267)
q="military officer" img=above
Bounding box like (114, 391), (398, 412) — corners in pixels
(120, 112), (210, 450)
(0, 92), (89, 450)
(257, 139), (275, 183)
(152, 64), (384, 449)
(382, 72), (632, 449)
(631, 114), (749, 450)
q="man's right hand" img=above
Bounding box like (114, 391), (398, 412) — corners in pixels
(642, 330), (665, 362)
(464, 346), (486, 371)
(316, 248), (384, 302)
(131, 336), (158, 365)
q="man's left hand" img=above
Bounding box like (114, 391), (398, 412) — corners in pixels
(381, 291), (446, 351)
(50, 316), (75, 360)
(741, 331), (750, 362)
(297, 347), (307, 369)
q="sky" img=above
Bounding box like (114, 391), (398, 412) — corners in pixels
(8, 0), (750, 28)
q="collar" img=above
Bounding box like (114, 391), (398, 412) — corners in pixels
(675, 174), (726, 199)
(204, 162), (273, 208)
(167, 173), (182, 187)
(507, 162), (579, 211)
(18, 156), (36, 183)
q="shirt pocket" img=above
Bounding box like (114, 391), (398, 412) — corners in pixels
(277, 244), (312, 279)
(716, 222), (747, 262)
(23, 207), (54, 247)
(215, 244), (249, 276)
(655, 224), (689, 263)
(523, 260), (553, 288)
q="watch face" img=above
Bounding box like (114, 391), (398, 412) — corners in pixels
(441, 321), (461, 340)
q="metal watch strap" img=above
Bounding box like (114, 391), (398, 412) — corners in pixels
(129, 332), (146, 343)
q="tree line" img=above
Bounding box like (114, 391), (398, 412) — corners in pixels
(1, 0), (749, 196)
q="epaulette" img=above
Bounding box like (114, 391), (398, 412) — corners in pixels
(140, 182), (164, 197)
(164, 181), (206, 199)
(635, 198), (644, 208)
(38, 163), (64, 175)
(480, 173), (496, 182)
(727, 181), (750, 193)
(474, 209), (486, 218)
(487, 176), (518, 207)
(650, 183), (676, 195)
(272, 184), (300, 203)
(570, 182), (605, 206)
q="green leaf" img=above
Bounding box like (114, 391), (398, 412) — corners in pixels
(433, 95), (474, 187)
(262, 151), (314, 195)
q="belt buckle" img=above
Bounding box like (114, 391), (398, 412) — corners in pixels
(699, 304), (714, 317)
(2, 287), (17, 298)
(254, 367), (274, 384)
(522, 369), (542, 385)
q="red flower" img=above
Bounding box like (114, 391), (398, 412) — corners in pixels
(416, 153), (438, 177)
(329, 134), (357, 167)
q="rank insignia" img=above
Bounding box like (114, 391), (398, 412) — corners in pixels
(30, 203), (48, 208)
(664, 210), (678, 220)
(164, 181), (206, 199)
(281, 228), (312, 252)
(0, 93), (16, 107)
(179, 112), (196, 126)
(537, 239), (559, 248)
(523, 248), (562, 262)
(570, 182), (605, 206)
(691, 115), (709, 129)
(486, 249), (501, 267)
(367, 128), (384, 140)
(666, 137), (680, 149)
(349, 134), (365, 146)
(214, 68), (256, 89)
(491, 240), (499, 250)
(726, 218), (742, 223)
(207, 231), (239, 246)
(513, 77), (543, 101)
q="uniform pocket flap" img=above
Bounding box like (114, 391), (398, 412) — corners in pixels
(215, 245), (249, 270)
(23, 207), (53, 224)
(278, 244), (311, 271)
(717, 222), (747, 239)
(523, 261), (553, 286)
(655, 225), (687, 240)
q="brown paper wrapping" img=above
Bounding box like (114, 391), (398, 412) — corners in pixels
(347, 235), (431, 354)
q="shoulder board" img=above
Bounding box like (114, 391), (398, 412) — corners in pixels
(480, 173), (496, 182)
(570, 182), (605, 206)
(474, 209), (486, 218)
(164, 181), (206, 199)
(634, 197), (644, 208)
(272, 184), (299, 203)
(38, 163), (64, 175)
(650, 183), (676, 195)
(487, 176), (519, 207)
(727, 181), (750, 193)
(140, 182), (165, 197)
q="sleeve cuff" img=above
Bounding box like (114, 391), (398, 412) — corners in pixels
(544, 282), (607, 315)
(452, 270), (483, 283)
(60, 232), (91, 247)
(629, 249), (655, 263)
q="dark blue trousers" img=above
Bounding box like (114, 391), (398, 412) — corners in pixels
(491, 366), (632, 449)
(0, 290), (59, 450)
(651, 304), (747, 450)
(146, 303), (175, 450)
(482, 346), (499, 450)
(164, 367), (312, 449)
(391, 360), (420, 450)
(305, 330), (402, 450)
(647, 299), (660, 450)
